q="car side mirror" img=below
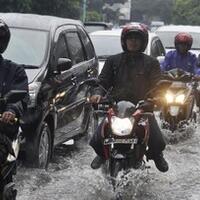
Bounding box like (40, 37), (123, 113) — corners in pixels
(57, 58), (72, 72)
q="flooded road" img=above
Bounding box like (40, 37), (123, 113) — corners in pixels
(16, 123), (200, 200)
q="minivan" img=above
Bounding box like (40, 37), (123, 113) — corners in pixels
(0, 13), (98, 168)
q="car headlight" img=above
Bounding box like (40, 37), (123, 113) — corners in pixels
(165, 92), (174, 103)
(111, 116), (134, 136)
(175, 94), (185, 104)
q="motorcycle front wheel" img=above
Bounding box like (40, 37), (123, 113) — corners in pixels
(109, 158), (123, 190)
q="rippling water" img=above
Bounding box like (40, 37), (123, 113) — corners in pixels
(16, 118), (200, 200)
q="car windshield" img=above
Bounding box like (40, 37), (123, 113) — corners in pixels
(3, 28), (49, 66)
(90, 35), (122, 58)
(157, 31), (200, 50)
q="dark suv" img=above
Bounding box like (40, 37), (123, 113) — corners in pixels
(0, 13), (98, 168)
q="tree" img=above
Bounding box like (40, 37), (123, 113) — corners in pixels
(31, 0), (80, 19)
(172, 0), (200, 25)
(0, 0), (32, 13)
(131, 0), (173, 24)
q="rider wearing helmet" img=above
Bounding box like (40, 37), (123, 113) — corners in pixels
(0, 19), (28, 165)
(90, 24), (169, 172)
(161, 32), (200, 75)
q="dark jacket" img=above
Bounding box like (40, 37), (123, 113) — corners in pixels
(0, 55), (29, 117)
(0, 55), (29, 139)
(96, 52), (161, 105)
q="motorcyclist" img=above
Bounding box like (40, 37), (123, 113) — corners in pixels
(161, 32), (200, 107)
(89, 24), (169, 172)
(161, 32), (200, 74)
(0, 19), (28, 166)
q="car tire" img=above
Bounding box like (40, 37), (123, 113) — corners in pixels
(25, 122), (52, 169)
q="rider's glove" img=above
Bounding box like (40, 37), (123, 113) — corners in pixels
(1, 111), (16, 124)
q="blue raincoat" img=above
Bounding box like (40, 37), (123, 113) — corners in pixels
(160, 50), (200, 75)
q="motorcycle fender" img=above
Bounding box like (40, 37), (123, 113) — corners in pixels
(169, 106), (180, 116)
(111, 153), (126, 159)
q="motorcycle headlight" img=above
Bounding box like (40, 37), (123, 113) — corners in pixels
(175, 94), (185, 104)
(111, 116), (134, 136)
(165, 92), (174, 103)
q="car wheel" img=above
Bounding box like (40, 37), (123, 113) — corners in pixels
(36, 122), (52, 168)
(25, 122), (52, 169)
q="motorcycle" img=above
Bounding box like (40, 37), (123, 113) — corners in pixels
(0, 90), (26, 200)
(159, 68), (200, 132)
(86, 78), (170, 191)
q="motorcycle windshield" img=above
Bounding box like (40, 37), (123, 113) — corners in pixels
(114, 101), (136, 118)
(166, 68), (191, 82)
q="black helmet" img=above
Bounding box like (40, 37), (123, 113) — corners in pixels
(121, 23), (148, 52)
(0, 19), (10, 54)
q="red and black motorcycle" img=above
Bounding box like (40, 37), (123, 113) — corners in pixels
(86, 78), (171, 190)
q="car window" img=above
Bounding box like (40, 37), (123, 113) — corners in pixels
(78, 26), (95, 60)
(65, 31), (85, 65)
(156, 39), (165, 56)
(151, 39), (161, 57)
(3, 28), (48, 66)
(55, 34), (69, 60)
(90, 35), (122, 58)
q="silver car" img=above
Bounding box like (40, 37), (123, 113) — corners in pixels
(90, 29), (165, 74)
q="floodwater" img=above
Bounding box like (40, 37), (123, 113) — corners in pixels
(16, 118), (200, 200)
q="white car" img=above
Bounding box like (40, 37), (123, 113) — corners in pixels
(90, 29), (165, 74)
(155, 25), (200, 56)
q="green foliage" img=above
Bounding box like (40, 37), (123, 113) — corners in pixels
(0, 0), (32, 12)
(0, 0), (80, 19)
(131, 0), (173, 24)
(172, 0), (200, 25)
(86, 11), (102, 21)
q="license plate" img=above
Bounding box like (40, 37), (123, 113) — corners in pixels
(104, 138), (138, 145)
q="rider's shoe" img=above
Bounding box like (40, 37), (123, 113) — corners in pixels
(153, 153), (169, 172)
(91, 155), (105, 169)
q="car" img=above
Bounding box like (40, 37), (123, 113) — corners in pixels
(155, 25), (200, 56)
(90, 29), (166, 74)
(150, 21), (164, 32)
(0, 13), (98, 168)
(84, 21), (113, 33)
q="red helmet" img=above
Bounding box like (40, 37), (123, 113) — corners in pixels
(0, 19), (10, 54)
(121, 23), (148, 52)
(174, 32), (193, 50)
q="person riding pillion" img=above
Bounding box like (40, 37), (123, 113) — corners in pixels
(89, 24), (169, 172)
(0, 19), (29, 165)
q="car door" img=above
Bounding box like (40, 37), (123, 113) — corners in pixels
(49, 25), (81, 145)
(54, 25), (96, 144)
